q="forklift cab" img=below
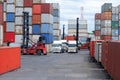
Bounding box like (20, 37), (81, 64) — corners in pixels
(38, 36), (46, 44)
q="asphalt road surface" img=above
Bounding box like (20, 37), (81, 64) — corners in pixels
(0, 50), (111, 80)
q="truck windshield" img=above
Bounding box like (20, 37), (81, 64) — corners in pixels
(52, 44), (61, 47)
(68, 44), (76, 47)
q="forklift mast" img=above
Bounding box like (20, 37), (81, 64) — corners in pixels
(23, 12), (29, 48)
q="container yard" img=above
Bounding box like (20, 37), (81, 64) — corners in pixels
(0, 0), (120, 80)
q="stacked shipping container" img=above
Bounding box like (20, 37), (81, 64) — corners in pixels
(95, 13), (101, 40)
(52, 3), (61, 40)
(101, 3), (112, 40)
(0, 2), (3, 45)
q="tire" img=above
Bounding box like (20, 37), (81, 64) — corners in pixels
(36, 50), (42, 55)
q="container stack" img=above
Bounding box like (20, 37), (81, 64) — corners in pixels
(52, 3), (61, 40)
(95, 13), (101, 40)
(112, 7), (119, 40)
(0, 1), (3, 45)
(101, 3), (112, 40)
(118, 5), (120, 40)
(5, 0), (15, 42)
(68, 19), (88, 37)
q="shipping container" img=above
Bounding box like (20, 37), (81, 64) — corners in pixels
(46, 44), (51, 53)
(15, 35), (23, 43)
(101, 20), (111, 27)
(3, 2), (6, 12)
(7, 0), (15, 3)
(0, 25), (3, 45)
(3, 12), (6, 21)
(95, 25), (101, 30)
(32, 35), (40, 43)
(53, 36), (60, 40)
(112, 29), (118, 36)
(112, 37), (118, 40)
(112, 21), (119, 28)
(24, 8), (32, 16)
(4, 32), (15, 42)
(53, 17), (59, 23)
(41, 3), (52, 14)
(95, 30), (101, 36)
(101, 28), (111, 35)
(29, 16), (32, 25)
(52, 3), (59, 10)
(15, 0), (23, 7)
(53, 23), (59, 29)
(24, 0), (32, 7)
(95, 20), (101, 24)
(3, 22), (6, 32)
(32, 15), (41, 24)
(68, 24), (87, 29)
(64, 36), (75, 41)
(15, 26), (23, 34)
(15, 8), (23, 16)
(7, 4), (15, 12)
(53, 9), (59, 17)
(6, 22), (15, 32)
(29, 26), (32, 34)
(33, 0), (46, 3)
(68, 29), (87, 33)
(53, 29), (60, 36)
(41, 24), (53, 33)
(95, 42), (102, 62)
(112, 7), (118, 14)
(41, 33), (53, 44)
(95, 13), (101, 19)
(15, 17), (23, 25)
(0, 3), (3, 24)
(112, 14), (118, 21)
(32, 25), (40, 34)
(32, 4), (41, 14)
(118, 28), (120, 34)
(68, 19), (87, 24)
(101, 35), (111, 40)
(95, 36), (101, 40)
(102, 3), (112, 12)
(101, 12), (112, 20)
(7, 13), (15, 22)
(41, 14), (53, 24)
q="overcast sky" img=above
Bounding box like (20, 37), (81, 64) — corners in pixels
(46, 0), (120, 34)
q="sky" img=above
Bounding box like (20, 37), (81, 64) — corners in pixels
(46, 0), (120, 34)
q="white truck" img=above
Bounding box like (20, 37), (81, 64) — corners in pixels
(51, 40), (63, 53)
(68, 40), (78, 53)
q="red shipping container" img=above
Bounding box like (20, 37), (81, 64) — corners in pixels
(3, 22), (6, 32)
(4, 32), (15, 42)
(41, 3), (52, 14)
(101, 12), (112, 20)
(0, 3), (3, 24)
(95, 30), (100, 36)
(32, 4), (41, 14)
(64, 36), (75, 41)
(24, 0), (33, 7)
(32, 15), (41, 24)
(101, 35), (111, 40)
(95, 13), (101, 19)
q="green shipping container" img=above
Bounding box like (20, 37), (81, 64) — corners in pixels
(112, 21), (119, 29)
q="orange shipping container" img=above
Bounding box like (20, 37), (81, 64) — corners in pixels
(101, 12), (112, 20)
(32, 4), (41, 14)
(64, 36), (75, 41)
(0, 47), (21, 74)
(32, 15), (41, 24)
(95, 13), (101, 19)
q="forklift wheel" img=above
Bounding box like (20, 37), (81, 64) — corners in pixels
(37, 50), (42, 55)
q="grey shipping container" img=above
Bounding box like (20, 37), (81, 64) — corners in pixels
(102, 3), (112, 13)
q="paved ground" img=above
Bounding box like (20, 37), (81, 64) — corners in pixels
(0, 50), (111, 80)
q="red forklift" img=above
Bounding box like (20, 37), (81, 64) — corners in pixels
(21, 12), (47, 55)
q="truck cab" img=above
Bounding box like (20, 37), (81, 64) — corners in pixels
(52, 41), (63, 53)
(68, 41), (78, 53)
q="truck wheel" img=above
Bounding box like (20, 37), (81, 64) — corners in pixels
(37, 50), (42, 55)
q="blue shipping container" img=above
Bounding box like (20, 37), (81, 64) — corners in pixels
(118, 28), (120, 35)
(41, 24), (53, 33)
(7, 13), (15, 22)
(32, 25), (40, 34)
(41, 33), (53, 44)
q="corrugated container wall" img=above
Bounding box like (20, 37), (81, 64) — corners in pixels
(0, 3), (3, 24)
(0, 25), (3, 45)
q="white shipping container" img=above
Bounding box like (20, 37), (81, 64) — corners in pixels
(6, 22), (15, 32)
(46, 44), (51, 53)
(33, 0), (46, 3)
(16, 0), (23, 7)
(15, 17), (23, 25)
(53, 30), (60, 36)
(68, 19), (76, 24)
(53, 17), (59, 23)
(15, 26), (23, 34)
(9, 43), (22, 47)
(112, 14), (118, 21)
(101, 20), (111, 27)
(68, 29), (87, 33)
(24, 8), (32, 16)
(112, 7), (118, 14)
(52, 3), (59, 9)
(15, 8), (23, 16)
(7, 0), (15, 3)
(29, 26), (32, 34)
(112, 37), (118, 40)
(41, 14), (53, 24)
(32, 35), (40, 43)
(53, 23), (60, 29)
(4, 2), (6, 12)
(4, 12), (6, 21)
(29, 17), (32, 25)
(0, 25), (3, 46)
(15, 35), (23, 43)
(68, 32), (88, 37)
(7, 4), (15, 12)
(112, 29), (118, 36)
(95, 20), (101, 24)
(101, 28), (111, 35)
(95, 42), (102, 62)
